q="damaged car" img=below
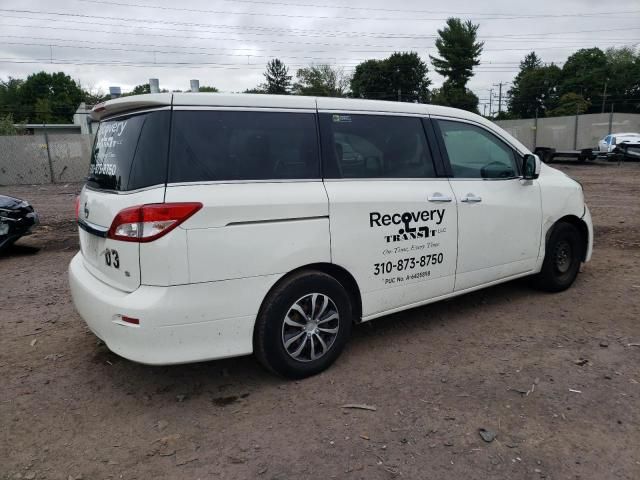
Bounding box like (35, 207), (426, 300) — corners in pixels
(0, 195), (39, 253)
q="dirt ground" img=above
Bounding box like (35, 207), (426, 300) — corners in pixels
(1, 162), (639, 480)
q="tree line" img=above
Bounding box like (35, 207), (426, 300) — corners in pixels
(505, 47), (640, 119)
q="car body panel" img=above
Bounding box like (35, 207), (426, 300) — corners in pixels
(78, 185), (165, 292)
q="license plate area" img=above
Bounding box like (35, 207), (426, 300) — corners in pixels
(80, 229), (103, 266)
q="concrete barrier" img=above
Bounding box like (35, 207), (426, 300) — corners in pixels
(496, 113), (640, 151)
(0, 134), (94, 186)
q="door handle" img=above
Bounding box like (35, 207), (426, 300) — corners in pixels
(427, 193), (453, 203)
(461, 193), (482, 203)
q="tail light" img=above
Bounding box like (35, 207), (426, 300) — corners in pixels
(107, 203), (202, 243)
(75, 196), (80, 221)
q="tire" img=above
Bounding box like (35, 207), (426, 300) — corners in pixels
(254, 270), (353, 379)
(532, 222), (583, 292)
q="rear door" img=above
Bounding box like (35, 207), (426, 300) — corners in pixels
(78, 109), (170, 292)
(433, 118), (541, 291)
(318, 111), (458, 319)
(163, 107), (330, 283)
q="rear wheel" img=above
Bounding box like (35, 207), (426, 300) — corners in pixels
(254, 271), (352, 378)
(532, 222), (583, 292)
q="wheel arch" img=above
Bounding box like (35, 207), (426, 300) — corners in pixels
(546, 215), (589, 261)
(256, 263), (363, 329)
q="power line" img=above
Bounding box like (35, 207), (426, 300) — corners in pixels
(72, 0), (640, 21)
(1, 17), (635, 58)
(0, 35), (599, 60)
(6, 39), (630, 64)
(2, 9), (640, 40)
(76, 0), (640, 18)
(0, 21), (433, 50)
(0, 57), (526, 72)
(3, 16), (635, 45)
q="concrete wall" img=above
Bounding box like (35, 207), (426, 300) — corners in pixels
(0, 134), (94, 185)
(495, 113), (640, 151)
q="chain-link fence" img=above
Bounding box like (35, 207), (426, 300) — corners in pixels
(0, 132), (94, 185)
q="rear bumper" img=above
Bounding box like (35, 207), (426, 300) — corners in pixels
(68, 252), (279, 365)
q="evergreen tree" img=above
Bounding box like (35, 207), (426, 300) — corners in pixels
(507, 52), (562, 118)
(429, 18), (483, 111)
(263, 59), (291, 95)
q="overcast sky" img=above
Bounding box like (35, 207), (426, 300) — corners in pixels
(1, 0), (639, 112)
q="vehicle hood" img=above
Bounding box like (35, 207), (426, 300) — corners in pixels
(0, 195), (30, 210)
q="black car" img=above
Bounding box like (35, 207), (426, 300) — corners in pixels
(0, 195), (39, 253)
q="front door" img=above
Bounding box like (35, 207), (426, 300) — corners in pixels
(434, 118), (542, 291)
(318, 110), (458, 319)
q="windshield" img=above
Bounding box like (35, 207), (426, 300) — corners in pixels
(88, 110), (169, 191)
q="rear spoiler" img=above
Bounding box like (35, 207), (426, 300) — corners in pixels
(91, 93), (173, 121)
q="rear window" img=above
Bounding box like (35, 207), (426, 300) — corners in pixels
(168, 110), (320, 182)
(88, 111), (169, 191)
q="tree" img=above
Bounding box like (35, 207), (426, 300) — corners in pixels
(429, 18), (483, 111)
(350, 52), (431, 102)
(604, 47), (640, 113)
(293, 64), (349, 97)
(519, 52), (543, 72)
(262, 59), (291, 94)
(243, 88), (266, 94)
(548, 92), (590, 116)
(130, 83), (151, 95)
(198, 85), (219, 92)
(0, 78), (24, 121)
(0, 113), (18, 135)
(431, 86), (479, 113)
(82, 85), (109, 105)
(9, 72), (84, 123)
(507, 53), (562, 118)
(560, 48), (607, 113)
(350, 59), (388, 99)
(34, 98), (53, 124)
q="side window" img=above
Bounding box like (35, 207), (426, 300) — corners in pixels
(437, 120), (519, 179)
(169, 111), (319, 182)
(319, 113), (436, 179)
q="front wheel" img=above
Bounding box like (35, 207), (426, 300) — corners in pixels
(532, 222), (583, 292)
(254, 271), (353, 378)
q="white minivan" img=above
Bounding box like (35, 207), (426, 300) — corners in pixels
(69, 93), (593, 378)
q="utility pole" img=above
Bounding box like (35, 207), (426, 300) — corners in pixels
(483, 104), (487, 117)
(601, 79), (608, 113)
(493, 82), (504, 116)
(489, 89), (493, 116)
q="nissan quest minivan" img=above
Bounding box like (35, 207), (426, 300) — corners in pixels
(69, 93), (593, 378)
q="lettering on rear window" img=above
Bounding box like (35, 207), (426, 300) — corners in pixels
(88, 112), (169, 191)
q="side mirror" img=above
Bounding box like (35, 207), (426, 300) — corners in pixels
(522, 154), (541, 180)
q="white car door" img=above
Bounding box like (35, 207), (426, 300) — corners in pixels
(433, 118), (542, 291)
(318, 111), (458, 319)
